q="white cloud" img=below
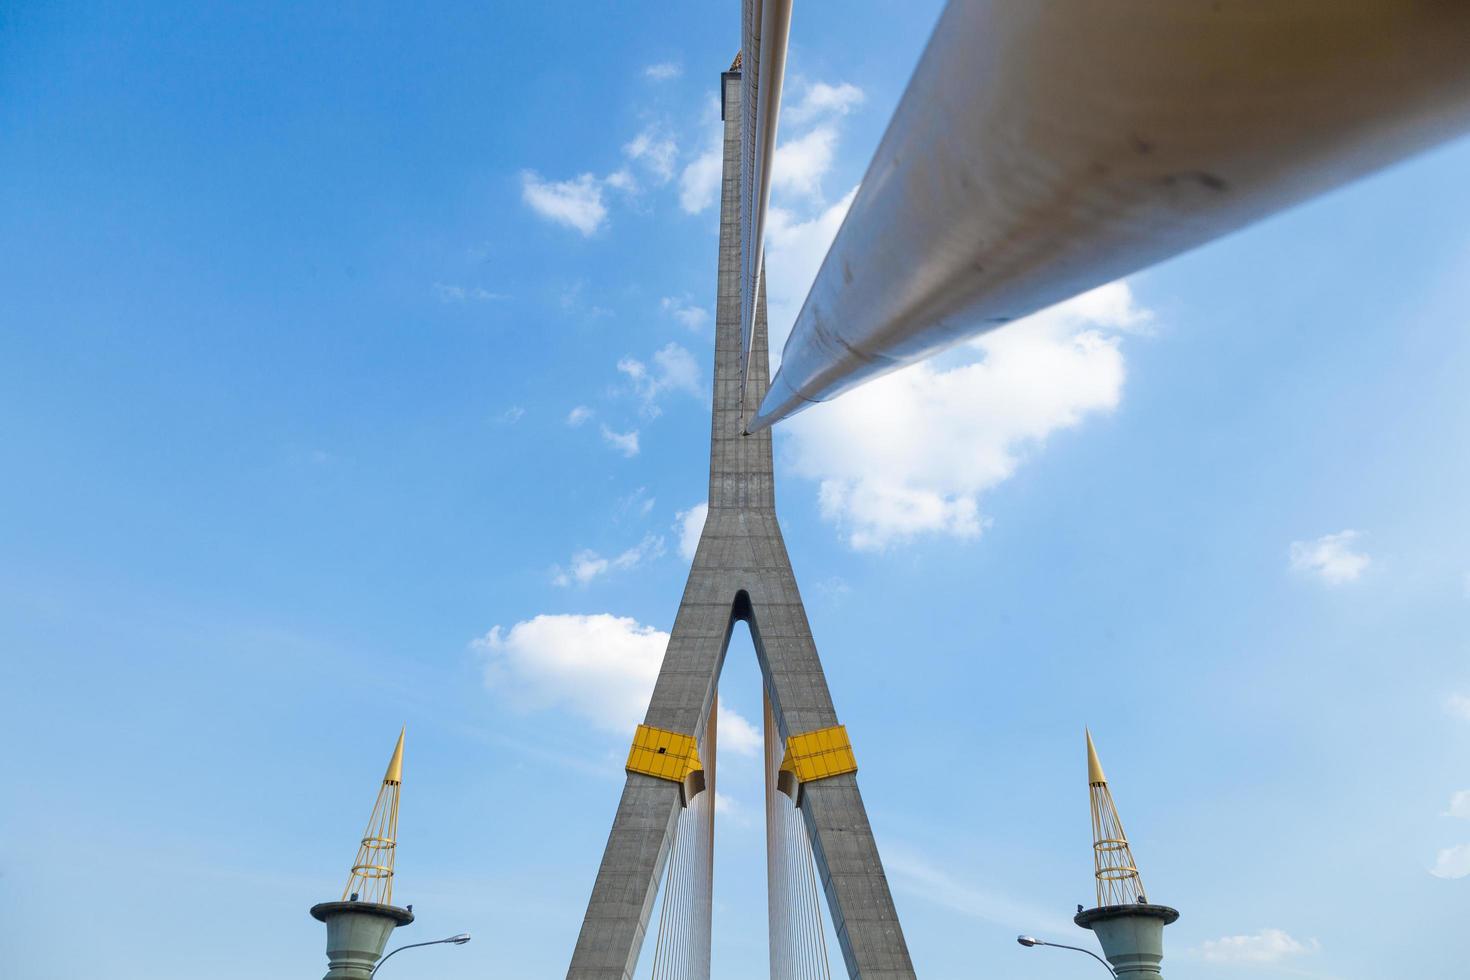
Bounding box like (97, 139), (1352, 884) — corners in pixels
(552, 552), (608, 588)
(1289, 530), (1370, 585)
(662, 295), (710, 331)
(603, 168), (637, 193)
(784, 81), (865, 125)
(717, 701), (760, 756)
(772, 126), (838, 198)
(1430, 788), (1470, 877)
(474, 613), (758, 750)
(433, 282), (506, 303)
(780, 282), (1143, 550)
(679, 102), (723, 214)
(558, 280), (613, 318)
(600, 425), (640, 457)
(476, 614), (664, 733)
(759, 92), (1149, 554)
(618, 343), (702, 416)
(675, 502), (708, 561)
(500, 405), (525, 424)
(527, 127), (675, 214)
(713, 791), (751, 826)
(1431, 843), (1470, 879)
(1446, 790), (1470, 818)
(680, 147), (722, 213)
(566, 406), (594, 427)
(816, 576), (851, 598)
(654, 344), (701, 395)
(552, 534), (665, 587)
(645, 62), (682, 82)
(763, 81), (864, 204)
(1195, 929), (1319, 963)
(1448, 694), (1470, 721)
(624, 128), (678, 184)
(520, 171), (608, 236)
(617, 357), (646, 384)
(618, 486), (656, 519)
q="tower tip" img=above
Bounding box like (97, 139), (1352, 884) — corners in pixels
(384, 726), (405, 785)
(1086, 727), (1146, 906)
(342, 727), (406, 905)
(1086, 728), (1106, 785)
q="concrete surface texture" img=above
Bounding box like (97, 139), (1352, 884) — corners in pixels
(564, 70), (916, 980)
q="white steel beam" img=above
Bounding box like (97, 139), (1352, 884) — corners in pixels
(749, 0), (1470, 430)
(739, 0), (793, 401)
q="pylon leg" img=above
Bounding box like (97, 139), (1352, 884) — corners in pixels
(565, 64), (914, 980)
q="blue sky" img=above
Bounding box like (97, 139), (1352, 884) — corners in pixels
(4, 3), (1470, 978)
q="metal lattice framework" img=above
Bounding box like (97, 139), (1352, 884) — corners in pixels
(1087, 730), (1147, 907)
(342, 727), (404, 905)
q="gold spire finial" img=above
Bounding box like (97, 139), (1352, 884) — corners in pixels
(341, 728), (405, 905)
(1086, 727), (1106, 785)
(383, 726), (405, 785)
(1085, 729), (1147, 907)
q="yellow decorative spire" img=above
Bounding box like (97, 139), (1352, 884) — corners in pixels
(383, 726), (405, 784)
(1086, 728), (1106, 785)
(342, 728), (405, 905)
(1085, 729), (1147, 907)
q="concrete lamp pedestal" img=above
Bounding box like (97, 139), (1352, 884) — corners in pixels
(1074, 903), (1179, 979)
(310, 901), (414, 979)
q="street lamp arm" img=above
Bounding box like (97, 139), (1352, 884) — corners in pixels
(1018, 934), (1116, 976)
(1034, 939), (1116, 976)
(371, 940), (436, 975)
(371, 935), (470, 976)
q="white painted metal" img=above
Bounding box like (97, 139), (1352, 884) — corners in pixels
(739, 0), (793, 401)
(748, 0), (1470, 430)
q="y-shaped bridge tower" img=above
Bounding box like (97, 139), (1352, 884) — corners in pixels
(566, 64), (916, 980)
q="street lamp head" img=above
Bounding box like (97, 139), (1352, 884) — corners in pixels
(1017, 935), (1041, 947)
(447, 934), (471, 945)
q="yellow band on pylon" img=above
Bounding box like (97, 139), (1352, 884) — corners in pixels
(780, 724), (858, 783)
(626, 724), (703, 782)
